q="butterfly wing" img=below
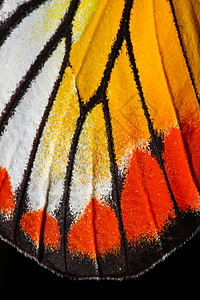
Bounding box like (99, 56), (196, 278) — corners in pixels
(1, 0), (200, 279)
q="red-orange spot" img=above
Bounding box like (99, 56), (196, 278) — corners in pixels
(121, 148), (175, 245)
(181, 121), (200, 188)
(163, 126), (200, 212)
(0, 167), (15, 217)
(67, 198), (121, 259)
(20, 209), (60, 250)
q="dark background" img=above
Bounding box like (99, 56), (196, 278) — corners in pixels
(0, 232), (199, 292)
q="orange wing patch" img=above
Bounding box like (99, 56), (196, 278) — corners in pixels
(20, 209), (60, 250)
(67, 198), (121, 259)
(0, 167), (15, 218)
(182, 121), (200, 189)
(163, 126), (200, 212)
(121, 147), (175, 246)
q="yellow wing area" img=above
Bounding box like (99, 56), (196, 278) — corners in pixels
(106, 41), (151, 167)
(48, 67), (80, 176)
(70, 0), (125, 103)
(27, 64), (80, 211)
(129, 0), (200, 133)
(130, 0), (178, 133)
(153, 0), (200, 126)
(69, 103), (112, 218)
(171, 0), (200, 99)
(33, 65), (79, 177)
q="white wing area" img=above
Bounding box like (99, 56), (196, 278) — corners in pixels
(0, 0), (30, 23)
(0, 0), (70, 116)
(0, 38), (66, 193)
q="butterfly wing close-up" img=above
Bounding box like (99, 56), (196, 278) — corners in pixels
(0, 0), (200, 280)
